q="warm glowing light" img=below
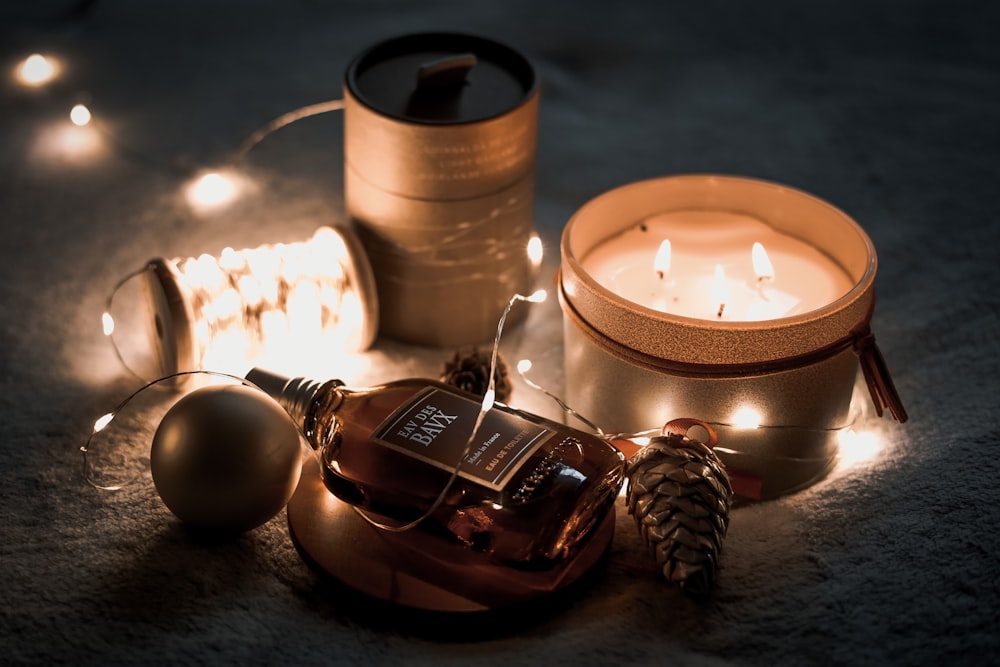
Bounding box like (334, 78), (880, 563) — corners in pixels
(148, 226), (373, 379)
(527, 234), (543, 266)
(186, 171), (241, 211)
(70, 104), (92, 127)
(632, 436), (651, 446)
(526, 289), (547, 303)
(711, 264), (729, 317)
(93, 412), (114, 433)
(17, 54), (57, 86)
(752, 241), (775, 281)
(101, 312), (115, 336)
(731, 407), (762, 429)
(33, 122), (104, 162)
(481, 388), (496, 412)
(837, 427), (883, 469)
(516, 359), (533, 374)
(654, 239), (671, 279)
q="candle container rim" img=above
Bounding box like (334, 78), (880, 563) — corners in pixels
(560, 173), (878, 366)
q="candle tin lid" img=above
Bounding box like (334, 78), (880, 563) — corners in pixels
(560, 175), (878, 367)
(345, 32), (537, 125)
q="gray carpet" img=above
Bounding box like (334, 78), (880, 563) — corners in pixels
(2, 1), (998, 665)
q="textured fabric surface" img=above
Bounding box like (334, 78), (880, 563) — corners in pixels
(2, 1), (998, 665)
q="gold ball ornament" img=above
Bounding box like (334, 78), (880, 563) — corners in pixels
(150, 384), (303, 533)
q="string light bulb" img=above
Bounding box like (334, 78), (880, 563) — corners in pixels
(731, 407), (762, 429)
(70, 103), (92, 127)
(103, 226), (378, 381)
(836, 426), (883, 469)
(186, 170), (244, 212)
(527, 233), (543, 267)
(526, 289), (547, 303)
(93, 412), (114, 434)
(17, 53), (58, 86)
(101, 311), (115, 336)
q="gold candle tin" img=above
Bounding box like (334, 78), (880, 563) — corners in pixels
(560, 174), (904, 499)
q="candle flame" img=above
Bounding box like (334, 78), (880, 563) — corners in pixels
(654, 240), (671, 279)
(711, 264), (729, 318)
(752, 242), (775, 281)
(101, 312), (115, 336)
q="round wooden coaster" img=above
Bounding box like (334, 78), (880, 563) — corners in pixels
(286, 460), (615, 612)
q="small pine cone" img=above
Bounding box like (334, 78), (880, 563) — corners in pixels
(625, 429), (733, 597)
(440, 346), (512, 403)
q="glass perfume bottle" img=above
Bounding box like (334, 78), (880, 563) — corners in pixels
(246, 367), (625, 570)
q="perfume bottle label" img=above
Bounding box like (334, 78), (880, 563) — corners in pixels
(373, 387), (551, 490)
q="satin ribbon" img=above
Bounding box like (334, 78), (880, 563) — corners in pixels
(849, 318), (908, 422)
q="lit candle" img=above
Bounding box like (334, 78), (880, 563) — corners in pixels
(560, 175), (906, 499)
(580, 211), (854, 321)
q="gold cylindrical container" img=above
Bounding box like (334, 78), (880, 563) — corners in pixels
(560, 175), (902, 499)
(344, 33), (538, 347)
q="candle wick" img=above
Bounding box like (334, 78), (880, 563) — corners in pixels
(656, 270), (664, 280)
(756, 275), (773, 301)
(717, 303), (726, 318)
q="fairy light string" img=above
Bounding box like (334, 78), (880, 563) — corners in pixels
(64, 57), (550, 519)
(84, 280), (879, 539)
(13, 47), (349, 197)
(83, 292), (552, 537)
(17, 46), (545, 370)
(233, 99), (345, 162)
(101, 264), (158, 383)
(58, 46), (879, 513)
(101, 227), (372, 383)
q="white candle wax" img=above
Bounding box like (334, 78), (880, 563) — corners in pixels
(581, 210), (854, 321)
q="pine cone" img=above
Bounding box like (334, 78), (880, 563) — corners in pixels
(625, 425), (733, 597)
(440, 346), (512, 403)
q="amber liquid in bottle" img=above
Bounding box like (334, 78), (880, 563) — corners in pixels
(247, 368), (625, 570)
